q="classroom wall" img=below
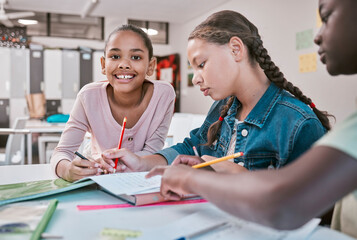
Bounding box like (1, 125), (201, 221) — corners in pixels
(175, 0), (357, 125)
(27, 0), (357, 125)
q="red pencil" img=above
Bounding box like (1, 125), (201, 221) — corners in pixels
(114, 117), (127, 170)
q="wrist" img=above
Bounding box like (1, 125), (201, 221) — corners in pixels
(182, 168), (196, 194)
(56, 160), (71, 180)
(141, 154), (167, 171)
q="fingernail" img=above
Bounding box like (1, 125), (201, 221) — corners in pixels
(97, 168), (103, 173)
(121, 165), (126, 170)
(94, 163), (99, 168)
(110, 162), (115, 167)
(109, 167), (114, 173)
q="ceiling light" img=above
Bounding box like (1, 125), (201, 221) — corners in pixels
(18, 19), (38, 25)
(141, 28), (158, 36)
(81, 0), (99, 18)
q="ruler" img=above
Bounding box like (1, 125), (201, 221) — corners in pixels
(77, 198), (208, 211)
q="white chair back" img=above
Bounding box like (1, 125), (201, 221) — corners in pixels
(3, 117), (29, 165)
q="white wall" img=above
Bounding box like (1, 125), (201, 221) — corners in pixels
(175, 0), (357, 124)
(29, 0), (357, 124)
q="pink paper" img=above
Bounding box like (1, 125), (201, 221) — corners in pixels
(77, 198), (208, 211)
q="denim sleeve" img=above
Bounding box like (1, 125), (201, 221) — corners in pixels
(287, 117), (326, 165)
(156, 99), (227, 165)
(156, 127), (201, 165)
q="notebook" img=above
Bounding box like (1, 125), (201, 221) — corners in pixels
(0, 178), (95, 206)
(75, 172), (168, 206)
(0, 172), (175, 206)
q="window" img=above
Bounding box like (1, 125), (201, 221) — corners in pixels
(49, 13), (104, 40)
(128, 19), (168, 44)
(9, 12), (104, 40)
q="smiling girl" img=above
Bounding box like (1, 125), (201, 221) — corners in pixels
(51, 25), (175, 182)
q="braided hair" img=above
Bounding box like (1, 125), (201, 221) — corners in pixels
(189, 10), (332, 146)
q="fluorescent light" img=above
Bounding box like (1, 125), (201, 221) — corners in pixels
(141, 28), (158, 36)
(81, 0), (99, 18)
(18, 19), (38, 25)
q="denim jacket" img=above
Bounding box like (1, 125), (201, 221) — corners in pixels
(157, 83), (326, 170)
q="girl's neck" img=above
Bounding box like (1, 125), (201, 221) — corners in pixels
(107, 82), (147, 109)
(234, 66), (270, 121)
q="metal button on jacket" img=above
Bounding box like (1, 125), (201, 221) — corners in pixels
(241, 129), (248, 137)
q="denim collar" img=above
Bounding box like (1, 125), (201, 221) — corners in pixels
(227, 83), (282, 128)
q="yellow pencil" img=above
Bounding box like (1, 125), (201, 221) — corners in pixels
(192, 152), (244, 169)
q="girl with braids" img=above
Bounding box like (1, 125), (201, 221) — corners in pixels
(101, 10), (328, 173)
(148, 0), (357, 235)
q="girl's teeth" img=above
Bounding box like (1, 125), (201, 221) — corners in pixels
(118, 75), (133, 79)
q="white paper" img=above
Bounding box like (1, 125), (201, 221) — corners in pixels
(138, 206), (321, 240)
(83, 172), (161, 196)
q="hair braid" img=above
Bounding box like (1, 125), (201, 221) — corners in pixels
(250, 37), (332, 130)
(205, 97), (235, 146)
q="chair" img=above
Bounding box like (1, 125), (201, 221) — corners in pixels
(165, 113), (206, 147)
(38, 131), (91, 164)
(0, 117), (29, 165)
(38, 135), (61, 164)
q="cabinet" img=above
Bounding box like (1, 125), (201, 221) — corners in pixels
(79, 50), (93, 88)
(29, 49), (44, 94)
(62, 50), (79, 99)
(92, 50), (104, 82)
(10, 48), (29, 98)
(0, 48), (11, 98)
(44, 49), (62, 99)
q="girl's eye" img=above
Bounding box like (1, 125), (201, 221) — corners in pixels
(320, 12), (331, 23)
(198, 62), (205, 68)
(132, 55), (141, 60)
(111, 55), (120, 59)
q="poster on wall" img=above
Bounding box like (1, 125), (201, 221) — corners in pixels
(187, 60), (194, 87)
(156, 54), (180, 112)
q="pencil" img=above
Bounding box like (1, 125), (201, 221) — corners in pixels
(192, 152), (243, 169)
(175, 221), (229, 240)
(74, 151), (89, 160)
(193, 146), (199, 157)
(114, 117), (127, 170)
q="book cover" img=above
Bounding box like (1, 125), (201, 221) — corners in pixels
(113, 191), (166, 206)
(0, 178), (95, 206)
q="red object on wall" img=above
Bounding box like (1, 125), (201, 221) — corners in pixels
(156, 54), (180, 112)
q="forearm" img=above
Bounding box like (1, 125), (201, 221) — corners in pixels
(186, 146), (357, 229)
(141, 154), (168, 170)
(185, 170), (282, 227)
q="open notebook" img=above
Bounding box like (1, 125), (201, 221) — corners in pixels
(75, 172), (167, 205)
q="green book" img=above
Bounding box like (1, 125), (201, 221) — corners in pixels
(0, 178), (95, 206)
(0, 199), (58, 240)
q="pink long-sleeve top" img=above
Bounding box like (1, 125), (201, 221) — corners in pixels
(50, 80), (175, 176)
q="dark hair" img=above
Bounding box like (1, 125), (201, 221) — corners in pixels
(104, 24), (153, 60)
(189, 10), (333, 146)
